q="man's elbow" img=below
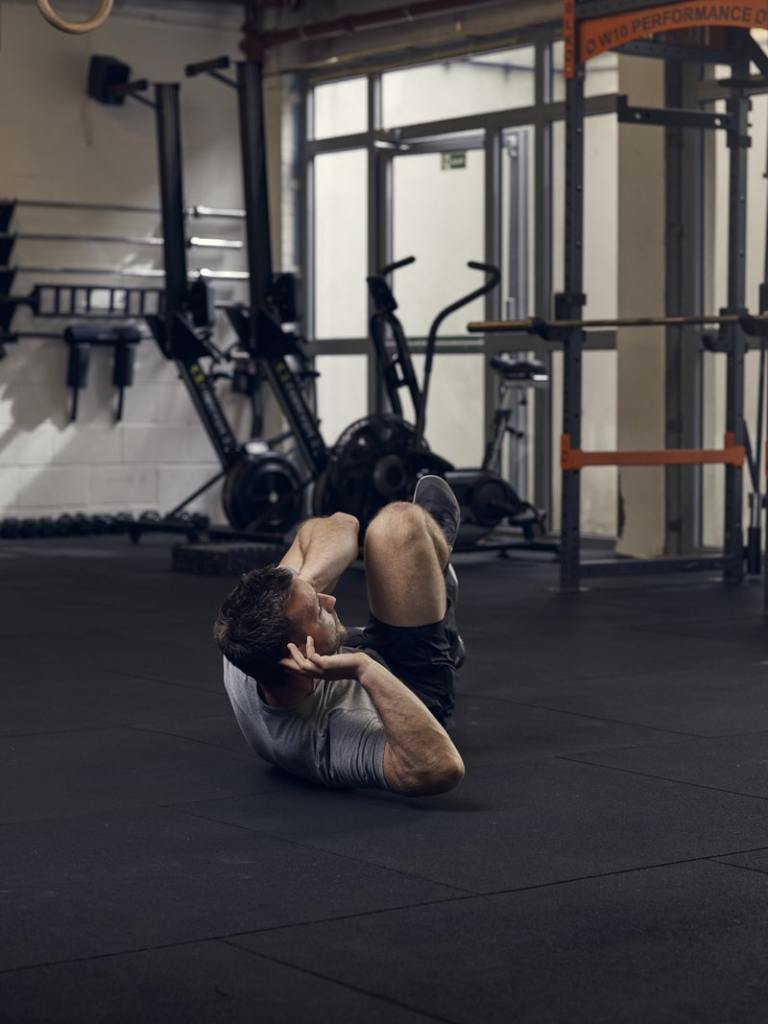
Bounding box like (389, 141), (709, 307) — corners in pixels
(330, 511), (360, 531)
(400, 755), (465, 797)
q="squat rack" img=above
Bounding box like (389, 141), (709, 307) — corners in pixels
(472, 0), (768, 593)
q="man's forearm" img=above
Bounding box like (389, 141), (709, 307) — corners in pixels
(356, 655), (464, 794)
(295, 513), (359, 593)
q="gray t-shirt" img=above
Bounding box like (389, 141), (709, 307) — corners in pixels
(222, 657), (389, 790)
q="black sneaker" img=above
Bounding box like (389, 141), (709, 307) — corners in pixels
(412, 475), (460, 552)
(413, 476), (465, 669)
(445, 562), (465, 669)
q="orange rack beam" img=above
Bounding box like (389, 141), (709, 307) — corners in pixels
(561, 433), (745, 470)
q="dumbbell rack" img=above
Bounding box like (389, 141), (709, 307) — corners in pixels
(0, 510), (210, 543)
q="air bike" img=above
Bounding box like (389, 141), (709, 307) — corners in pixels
(319, 256), (549, 550)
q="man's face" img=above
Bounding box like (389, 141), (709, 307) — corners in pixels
(284, 576), (346, 656)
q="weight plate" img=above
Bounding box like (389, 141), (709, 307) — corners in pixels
(223, 453), (303, 534)
(318, 414), (453, 531)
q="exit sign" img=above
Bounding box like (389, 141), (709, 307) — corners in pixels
(441, 152), (467, 170)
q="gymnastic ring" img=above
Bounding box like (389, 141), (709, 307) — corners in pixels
(36, 0), (114, 34)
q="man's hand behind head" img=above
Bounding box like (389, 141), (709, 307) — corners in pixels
(281, 635), (367, 682)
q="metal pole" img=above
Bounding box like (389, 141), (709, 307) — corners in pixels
(484, 128), (503, 450)
(665, 60), (705, 556)
(9, 198), (245, 219)
(4, 265), (249, 281)
(560, 64), (586, 592)
(534, 37), (554, 523)
(723, 55), (749, 584)
(154, 83), (190, 317)
(152, 81), (240, 469)
(368, 74), (386, 417)
(237, 60), (273, 325)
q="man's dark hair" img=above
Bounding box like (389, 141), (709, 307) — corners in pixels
(213, 566), (297, 682)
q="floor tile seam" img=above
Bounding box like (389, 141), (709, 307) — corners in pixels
(474, 846), (768, 901)
(108, 669), (220, 696)
(467, 660), (736, 690)
(227, 847), (768, 921)
(220, 940), (457, 1023)
(175, 805), (478, 896)
(614, 619), (763, 640)
(557, 754), (768, 804)
(120, 723), (252, 759)
(179, 831), (768, 925)
(0, 724), (122, 741)
(0, 894), (484, 978)
(468, 696), (704, 738)
(0, 720), (233, 745)
(462, 616), (755, 643)
(707, 855), (768, 878)
(0, 794), (270, 831)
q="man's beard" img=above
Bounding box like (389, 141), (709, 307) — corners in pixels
(334, 622), (348, 652)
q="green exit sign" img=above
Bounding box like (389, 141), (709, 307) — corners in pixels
(441, 152), (467, 170)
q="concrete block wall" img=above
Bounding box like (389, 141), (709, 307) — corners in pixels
(0, 2), (261, 524)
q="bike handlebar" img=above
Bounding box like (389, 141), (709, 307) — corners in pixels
(415, 261), (501, 447)
(380, 255), (416, 276)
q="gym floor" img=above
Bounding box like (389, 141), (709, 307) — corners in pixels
(2, 538), (768, 1023)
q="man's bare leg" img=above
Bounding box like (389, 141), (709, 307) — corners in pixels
(364, 502), (449, 627)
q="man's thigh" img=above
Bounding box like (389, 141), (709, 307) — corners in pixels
(363, 502), (446, 627)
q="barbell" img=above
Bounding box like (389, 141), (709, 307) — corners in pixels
(468, 313), (768, 339)
(36, 0), (113, 34)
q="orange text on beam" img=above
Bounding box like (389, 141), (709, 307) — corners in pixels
(564, 0), (577, 79)
(577, 1), (768, 70)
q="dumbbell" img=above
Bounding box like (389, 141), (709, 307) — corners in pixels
(89, 515), (111, 535)
(0, 517), (20, 538)
(37, 517), (56, 537)
(55, 514), (75, 536)
(19, 518), (41, 538)
(111, 512), (134, 533)
(140, 510), (161, 524)
(71, 513), (92, 535)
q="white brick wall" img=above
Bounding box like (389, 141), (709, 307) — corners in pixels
(0, 4), (269, 525)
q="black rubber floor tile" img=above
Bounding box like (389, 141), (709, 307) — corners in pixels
(564, 730), (768, 799)
(0, 807), (459, 972)
(178, 759), (768, 893)
(0, 939), (435, 1024)
(450, 695), (677, 766)
(0, 665), (229, 737)
(471, 661), (768, 736)
(458, 627), (746, 689)
(0, 726), (267, 824)
(629, 614), (768, 650)
(234, 859), (768, 1024)
(18, 630), (225, 693)
(109, 644), (225, 692)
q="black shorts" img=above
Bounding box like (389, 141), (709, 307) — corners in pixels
(343, 615), (456, 728)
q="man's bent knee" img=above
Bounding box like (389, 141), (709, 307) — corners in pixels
(366, 502), (428, 548)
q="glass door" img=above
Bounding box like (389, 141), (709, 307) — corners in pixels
(385, 133), (486, 468)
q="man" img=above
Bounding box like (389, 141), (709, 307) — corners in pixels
(213, 476), (465, 797)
